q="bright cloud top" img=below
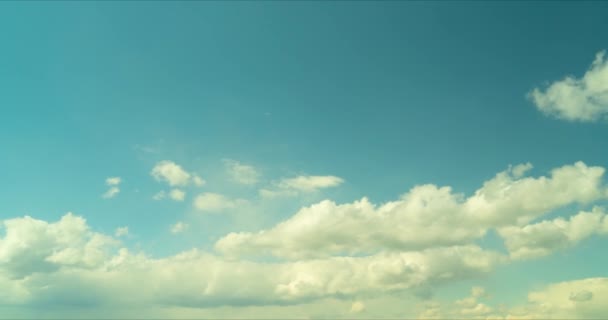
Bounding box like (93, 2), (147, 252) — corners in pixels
(217, 162), (607, 260)
(529, 50), (608, 122)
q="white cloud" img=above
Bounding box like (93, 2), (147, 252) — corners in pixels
(193, 175), (205, 187)
(114, 227), (129, 237)
(217, 162), (607, 260)
(102, 187), (120, 199)
(151, 161), (198, 187)
(498, 206), (608, 259)
(0, 213), (506, 312)
(260, 175), (344, 198)
(193, 193), (247, 212)
(152, 191), (166, 200)
(102, 176), (122, 199)
(529, 50), (608, 122)
(170, 221), (189, 234)
(223, 159), (260, 185)
(106, 177), (121, 186)
(0, 213), (118, 280)
(169, 189), (186, 202)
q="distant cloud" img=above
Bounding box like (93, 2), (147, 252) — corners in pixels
(152, 189), (186, 202)
(259, 175), (344, 198)
(102, 176), (122, 199)
(223, 159), (260, 185)
(193, 192), (247, 212)
(170, 221), (189, 234)
(529, 50), (608, 122)
(151, 161), (202, 187)
(169, 189), (186, 202)
(152, 191), (166, 200)
(114, 227), (129, 237)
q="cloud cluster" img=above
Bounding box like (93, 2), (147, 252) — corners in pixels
(193, 193), (248, 212)
(150, 161), (205, 202)
(529, 50), (608, 122)
(217, 162), (607, 260)
(0, 213), (504, 310)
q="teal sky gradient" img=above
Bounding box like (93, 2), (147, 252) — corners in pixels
(2, 2), (608, 318)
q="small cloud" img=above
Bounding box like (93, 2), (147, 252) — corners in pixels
(152, 191), (166, 200)
(106, 177), (121, 186)
(102, 177), (122, 199)
(169, 189), (186, 202)
(193, 175), (205, 187)
(193, 192), (246, 212)
(102, 187), (120, 199)
(529, 50), (608, 122)
(151, 161), (192, 187)
(114, 227), (129, 237)
(170, 221), (189, 234)
(223, 159), (260, 185)
(260, 175), (344, 198)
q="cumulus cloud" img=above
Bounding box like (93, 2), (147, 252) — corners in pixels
(151, 161), (203, 187)
(152, 191), (166, 200)
(498, 206), (608, 259)
(0, 213), (505, 311)
(0, 213), (118, 280)
(529, 50), (608, 122)
(223, 159), (260, 185)
(260, 175), (344, 198)
(102, 177), (122, 199)
(193, 193), (247, 212)
(217, 162), (607, 260)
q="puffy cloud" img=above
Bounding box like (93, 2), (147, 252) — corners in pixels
(114, 227), (129, 237)
(217, 162), (607, 260)
(0, 213), (118, 279)
(0, 213), (506, 311)
(464, 161), (605, 226)
(260, 175), (344, 198)
(193, 193), (247, 212)
(223, 159), (260, 185)
(498, 207), (608, 259)
(151, 161), (201, 187)
(170, 221), (189, 234)
(529, 50), (608, 122)
(102, 176), (122, 199)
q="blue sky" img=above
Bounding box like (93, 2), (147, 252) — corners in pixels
(2, 2), (608, 319)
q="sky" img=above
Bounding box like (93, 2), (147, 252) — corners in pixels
(1, 1), (608, 319)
